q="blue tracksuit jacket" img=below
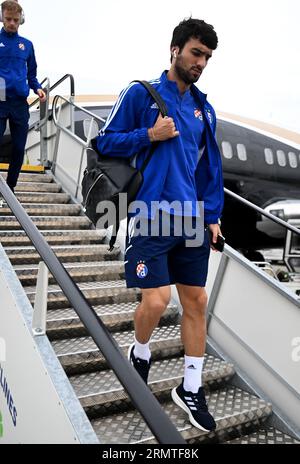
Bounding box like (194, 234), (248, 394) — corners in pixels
(97, 71), (224, 224)
(0, 27), (41, 98)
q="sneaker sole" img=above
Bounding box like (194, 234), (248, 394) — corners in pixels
(171, 387), (213, 432)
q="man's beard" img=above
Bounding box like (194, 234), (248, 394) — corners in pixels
(175, 60), (201, 85)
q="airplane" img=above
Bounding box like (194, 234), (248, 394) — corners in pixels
(1, 98), (300, 257)
(74, 100), (300, 255)
(214, 112), (300, 254)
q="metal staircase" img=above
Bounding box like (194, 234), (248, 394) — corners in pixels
(1, 170), (298, 444)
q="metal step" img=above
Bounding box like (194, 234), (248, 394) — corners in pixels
(6, 244), (118, 264)
(0, 216), (91, 230)
(2, 230), (106, 249)
(0, 172), (53, 183)
(90, 386), (272, 444)
(27, 280), (138, 310)
(52, 325), (182, 375)
(226, 427), (300, 444)
(15, 182), (61, 193)
(70, 355), (235, 418)
(46, 302), (178, 339)
(0, 203), (82, 216)
(15, 192), (71, 204)
(18, 260), (122, 286)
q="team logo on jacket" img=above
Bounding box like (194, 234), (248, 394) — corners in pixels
(19, 43), (25, 51)
(206, 109), (213, 124)
(136, 261), (148, 279)
(194, 108), (203, 120)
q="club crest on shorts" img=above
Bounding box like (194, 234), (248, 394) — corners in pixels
(136, 261), (148, 279)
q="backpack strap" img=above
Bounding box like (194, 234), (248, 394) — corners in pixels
(109, 81), (168, 251)
(132, 80), (168, 118)
(131, 80), (168, 174)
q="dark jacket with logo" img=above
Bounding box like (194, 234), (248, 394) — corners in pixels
(0, 27), (41, 98)
(97, 71), (224, 224)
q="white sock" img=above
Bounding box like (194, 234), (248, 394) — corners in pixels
(133, 336), (151, 362)
(183, 355), (204, 393)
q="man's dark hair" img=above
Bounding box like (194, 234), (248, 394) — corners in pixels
(171, 18), (218, 51)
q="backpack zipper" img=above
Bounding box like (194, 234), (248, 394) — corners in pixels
(83, 172), (104, 211)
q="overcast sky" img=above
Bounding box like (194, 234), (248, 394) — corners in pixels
(19, 0), (300, 132)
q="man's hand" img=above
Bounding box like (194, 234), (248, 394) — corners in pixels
(208, 223), (222, 250)
(148, 113), (179, 142)
(37, 88), (47, 103)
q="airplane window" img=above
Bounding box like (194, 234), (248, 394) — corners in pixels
(264, 148), (274, 165)
(277, 150), (286, 167)
(221, 141), (233, 159)
(288, 151), (298, 168)
(237, 144), (247, 161)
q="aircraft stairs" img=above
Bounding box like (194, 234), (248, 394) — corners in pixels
(0, 170), (299, 444)
(0, 76), (299, 444)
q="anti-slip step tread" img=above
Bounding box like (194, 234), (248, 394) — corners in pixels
(70, 355), (235, 404)
(226, 427), (300, 444)
(46, 301), (176, 324)
(0, 203), (82, 216)
(0, 216), (91, 230)
(14, 260), (121, 271)
(6, 243), (114, 255)
(14, 182), (62, 192)
(52, 324), (181, 359)
(90, 387), (272, 444)
(5, 244), (117, 263)
(1, 192), (71, 204)
(16, 260), (121, 285)
(28, 285), (139, 312)
(46, 303), (178, 339)
(25, 279), (126, 295)
(26, 280), (136, 308)
(3, 230), (106, 247)
(0, 172), (53, 183)
(15, 192), (71, 204)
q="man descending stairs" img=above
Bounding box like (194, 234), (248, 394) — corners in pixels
(0, 170), (299, 444)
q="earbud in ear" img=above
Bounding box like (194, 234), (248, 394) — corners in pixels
(173, 51), (177, 58)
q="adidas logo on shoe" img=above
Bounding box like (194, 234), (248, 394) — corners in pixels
(171, 381), (216, 432)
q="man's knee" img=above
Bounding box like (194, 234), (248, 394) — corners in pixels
(181, 289), (208, 316)
(141, 288), (171, 316)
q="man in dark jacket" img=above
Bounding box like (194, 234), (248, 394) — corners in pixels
(0, 0), (46, 193)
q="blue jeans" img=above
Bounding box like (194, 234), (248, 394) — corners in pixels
(0, 98), (29, 190)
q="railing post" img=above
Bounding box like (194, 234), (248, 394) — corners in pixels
(32, 261), (49, 336)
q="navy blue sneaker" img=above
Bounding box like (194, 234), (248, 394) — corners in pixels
(128, 343), (151, 384)
(171, 381), (216, 432)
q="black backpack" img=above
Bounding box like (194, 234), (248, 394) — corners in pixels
(81, 80), (168, 250)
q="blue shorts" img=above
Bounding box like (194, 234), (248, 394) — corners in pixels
(124, 212), (210, 289)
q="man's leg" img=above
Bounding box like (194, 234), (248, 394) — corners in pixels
(171, 283), (216, 431)
(177, 284), (207, 358)
(7, 100), (29, 192)
(135, 286), (171, 343)
(177, 284), (207, 392)
(128, 286), (171, 383)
